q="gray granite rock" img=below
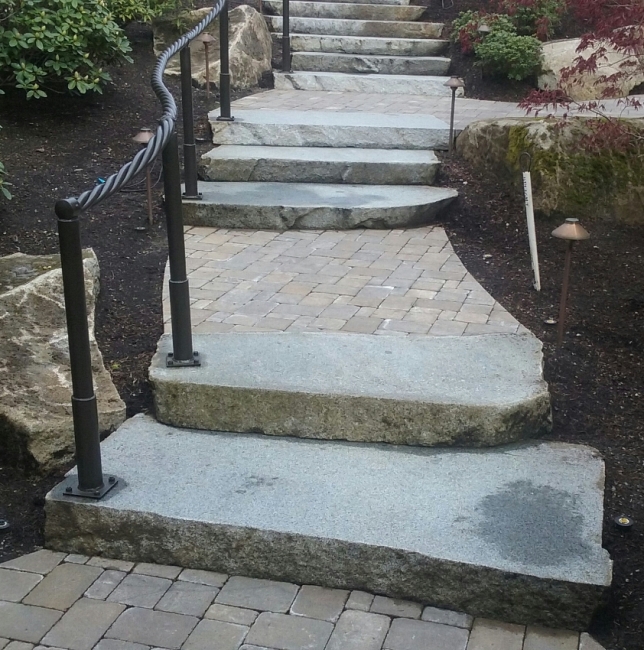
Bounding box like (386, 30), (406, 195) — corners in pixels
(0, 251), (125, 472)
(264, 0), (425, 21)
(286, 34), (449, 56)
(292, 52), (450, 76)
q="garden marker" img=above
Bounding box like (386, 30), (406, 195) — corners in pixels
(520, 152), (541, 291)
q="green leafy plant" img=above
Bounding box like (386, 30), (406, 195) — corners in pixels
(106, 0), (188, 25)
(451, 11), (516, 54)
(0, 160), (11, 200)
(474, 29), (543, 80)
(492, 0), (567, 40)
(0, 0), (133, 99)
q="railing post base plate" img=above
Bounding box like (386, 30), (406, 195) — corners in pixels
(216, 116), (235, 122)
(182, 192), (203, 200)
(167, 351), (201, 368)
(60, 474), (120, 500)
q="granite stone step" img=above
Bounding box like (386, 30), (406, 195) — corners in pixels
(265, 16), (443, 38)
(199, 146), (440, 185)
(150, 332), (551, 445)
(291, 52), (451, 75)
(263, 1), (425, 22)
(208, 108), (451, 149)
(280, 33), (450, 56)
(297, 0), (412, 5)
(181, 181), (457, 229)
(274, 70), (458, 95)
(46, 413), (611, 630)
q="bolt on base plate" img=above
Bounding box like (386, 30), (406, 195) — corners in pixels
(60, 474), (120, 500)
(167, 351), (201, 368)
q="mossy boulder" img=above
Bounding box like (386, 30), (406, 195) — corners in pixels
(456, 117), (644, 223)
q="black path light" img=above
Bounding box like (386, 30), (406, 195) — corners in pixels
(194, 31), (216, 99)
(552, 218), (590, 345)
(132, 128), (155, 225)
(444, 76), (465, 153)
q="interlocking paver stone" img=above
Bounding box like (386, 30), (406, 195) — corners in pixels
(106, 608), (198, 649)
(107, 574), (171, 609)
(132, 564), (181, 580)
(85, 570), (126, 600)
(0, 570), (42, 602)
(384, 618), (469, 650)
(421, 607), (473, 630)
(345, 591), (374, 612)
(217, 577), (298, 613)
(0, 602), (62, 643)
(326, 610), (390, 650)
(22, 564), (102, 611)
(64, 555), (89, 565)
(0, 639), (8, 650)
(183, 619), (248, 650)
(206, 604), (259, 626)
(579, 633), (605, 650)
(245, 612), (333, 650)
(524, 626), (579, 650)
(42, 598), (125, 650)
(290, 586), (348, 623)
(5, 642), (34, 650)
(1, 551), (65, 575)
(86, 558), (134, 573)
(371, 596), (422, 620)
(94, 640), (150, 650)
(467, 619), (525, 650)
(155, 581), (218, 617)
(176, 558), (225, 583)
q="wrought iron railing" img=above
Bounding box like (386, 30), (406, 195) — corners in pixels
(282, 0), (290, 72)
(56, 1), (233, 499)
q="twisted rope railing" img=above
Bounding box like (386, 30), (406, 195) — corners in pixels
(55, 3), (230, 499)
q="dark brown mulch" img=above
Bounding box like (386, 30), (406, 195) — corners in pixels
(436, 155), (644, 650)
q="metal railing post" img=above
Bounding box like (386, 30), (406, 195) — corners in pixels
(55, 199), (118, 499)
(282, 0), (290, 72)
(180, 45), (201, 200)
(162, 129), (200, 367)
(217, 0), (233, 121)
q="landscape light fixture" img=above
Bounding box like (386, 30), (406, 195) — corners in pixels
(444, 76), (465, 153)
(552, 218), (590, 345)
(195, 32), (216, 98)
(614, 515), (634, 530)
(0, 519), (9, 533)
(132, 127), (155, 226)
(478, 23), (492, 35)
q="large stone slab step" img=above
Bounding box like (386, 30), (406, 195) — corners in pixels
(46, 413), (611, 630)
(264, 0), (425, 22)
(181, 181), (457, 229)
(299, 0), (411, 5)
(200, 145), (440, 184)
(265, 16), (443, 39)
(208, 108), (450, 149)
(280, 33), (450, 56)
(292, 51), (451, 75)
(151, 332), (550, 445)
(274, 70), (458, 96)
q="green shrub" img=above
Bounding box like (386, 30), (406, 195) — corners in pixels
(106, 0), (188, 25)
(451, 11), (516, 54)
(492, 0), (567, 39)
(0, 0), (133, 99)
(474, 29), (543, 80)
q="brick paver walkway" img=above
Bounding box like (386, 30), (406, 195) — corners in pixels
(164, 226), (526, 337)
(0, 550), (604, 650)
(231, 89), (644, 130)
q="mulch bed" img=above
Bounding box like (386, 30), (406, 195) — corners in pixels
(1, 8), (643, 650)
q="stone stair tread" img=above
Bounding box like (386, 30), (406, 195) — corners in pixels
(292, 51), (451, 75)
(181, 181), (457, 229)
(278, 33), (449, 56)
(46, 412), (611, 629)
(264, 1), (426, 21)
(274, 70), (458, 96)
(299, 0), (412, 5)
(265, 16), (443, 38)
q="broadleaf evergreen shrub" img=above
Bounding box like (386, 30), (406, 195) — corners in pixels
(474, 29), (543, 80)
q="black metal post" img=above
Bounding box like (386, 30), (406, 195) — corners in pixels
(217, 0), (233, 121)
(448, 87), (456, 153)
(162, 130), (200, 367)
(282, 0), (290, 72)
(55, 199), (118, 499)
(180, 45), (201, 200)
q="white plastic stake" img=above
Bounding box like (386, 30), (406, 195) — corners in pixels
(522, 170), (541, 291)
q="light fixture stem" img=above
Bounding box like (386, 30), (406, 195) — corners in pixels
(557, 240), (574, 345)
(449, 87), (456, 153)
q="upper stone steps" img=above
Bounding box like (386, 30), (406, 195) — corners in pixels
(265, 16), (443, 38)
(200, 145), (440, 185)
(281, 33), (450, 56)
(263, 0), (426, 22)
(298, 0), (412, 5)
(292, 51), (451, 75)
(208, 108), (451, 149)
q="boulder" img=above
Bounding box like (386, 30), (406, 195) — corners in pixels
(153, 5), (273, 90)
(539, 37), (644, 101)
(0, 250), (126, 472)
(456, 117), (644, 223)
